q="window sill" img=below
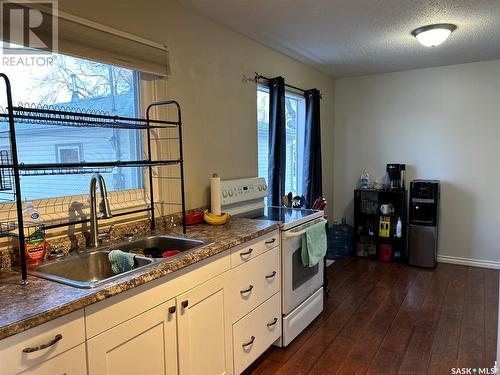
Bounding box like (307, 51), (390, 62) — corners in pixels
(0, 188), (149, 230)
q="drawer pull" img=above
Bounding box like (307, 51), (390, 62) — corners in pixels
(22, 334), (62, 353)
(267, 317), (278, 327)
(242, 336), (256, 349)
(181, 300), (189, 309)
(265, 271), (277, 279)
(240, 248), (253, 257)
(265, 238), (276, 245)
(240, 285), (254, 295)
(168, 306), (176, 314)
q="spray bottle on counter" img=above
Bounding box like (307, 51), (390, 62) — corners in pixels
(22, 200), (46, 263)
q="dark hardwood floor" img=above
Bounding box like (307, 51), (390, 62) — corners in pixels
(248, 258), (499, 375)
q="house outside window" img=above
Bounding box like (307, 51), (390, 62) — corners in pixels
(257, 85), (306, 196)
(0, 52), (143, 200)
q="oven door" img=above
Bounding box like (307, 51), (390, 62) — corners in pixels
(282, 218), (325, 315)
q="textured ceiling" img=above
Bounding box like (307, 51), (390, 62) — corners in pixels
(178, 0), (500, 77)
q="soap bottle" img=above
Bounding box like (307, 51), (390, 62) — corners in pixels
(22, 201), (46, 263)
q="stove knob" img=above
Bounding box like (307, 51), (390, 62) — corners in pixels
(228, 190), (234, 197)
(263, 184), (267, 191)
(222, 190), (228, 198)
(258, 185), (262, 191)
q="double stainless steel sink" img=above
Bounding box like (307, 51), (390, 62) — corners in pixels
(28, 235), (210, 289)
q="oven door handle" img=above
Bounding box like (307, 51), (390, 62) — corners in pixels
(283, 218), (327, 238)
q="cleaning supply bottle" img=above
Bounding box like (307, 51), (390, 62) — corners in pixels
(396, 217), (402, 238)
(22, 201), (46, 263)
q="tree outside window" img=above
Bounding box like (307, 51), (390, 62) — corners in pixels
(0, 53), (142, 200)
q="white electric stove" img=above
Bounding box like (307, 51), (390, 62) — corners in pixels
(218, 177), (326, 346)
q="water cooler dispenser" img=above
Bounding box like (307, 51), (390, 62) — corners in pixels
(408, 180), (440, 268)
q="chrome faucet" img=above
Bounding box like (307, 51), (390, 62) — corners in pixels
(89, 173), (112, 247)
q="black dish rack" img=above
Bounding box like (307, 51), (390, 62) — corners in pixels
(0, 73), (187, 284)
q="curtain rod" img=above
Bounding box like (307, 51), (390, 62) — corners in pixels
(254, 73), (322, 99)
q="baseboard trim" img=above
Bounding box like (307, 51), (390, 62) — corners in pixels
(437, 255), (500, 270)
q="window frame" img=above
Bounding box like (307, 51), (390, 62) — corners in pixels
(283, 90), (306, 196)
(256, 85), (306, 197)
(0, 73), (165, 228)
(55, 143), (83, 164)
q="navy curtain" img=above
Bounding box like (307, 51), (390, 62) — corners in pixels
(268, 77), (286, 206)
(302, 88), (322, 208)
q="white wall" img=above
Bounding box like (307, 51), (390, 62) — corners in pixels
(58, 0), (335, 218)
(334, 60), (500, 266)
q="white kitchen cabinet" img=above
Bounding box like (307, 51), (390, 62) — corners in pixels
(86, 299), (178, 375)
(86, 271), (232, 375)
(0, 310), (85, 375)
(229, 246), (280, 322)
(1, 232), (280, 375)
(176, 272), (232, 375)
(229, 230), (279, 268)
(232, 293), (281, 374)
(17, 344), (87, 375)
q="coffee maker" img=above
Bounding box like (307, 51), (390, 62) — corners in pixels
(386, 164), (406, 190)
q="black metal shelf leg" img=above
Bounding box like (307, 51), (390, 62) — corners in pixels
(1, 73), (27, 283)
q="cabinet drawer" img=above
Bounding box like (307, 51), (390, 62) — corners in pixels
(230, 246), (280, 322)
(0, 310), (85, 375)
(232, 293), (281, 374)
(17, 343), (87, 375)
(230, 230), (279, 268)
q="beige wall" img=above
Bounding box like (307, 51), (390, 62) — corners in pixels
(334, 60), (500, 265)
(59, 0), (335, 218)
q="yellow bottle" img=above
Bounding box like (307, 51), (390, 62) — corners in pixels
(379, 216), (391, 238)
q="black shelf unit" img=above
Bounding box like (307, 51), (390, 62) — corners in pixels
(353, 188), (408, 262)
(0, 73), (187, 284)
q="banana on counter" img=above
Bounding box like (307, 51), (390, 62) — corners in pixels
(203, 210), (231, 225)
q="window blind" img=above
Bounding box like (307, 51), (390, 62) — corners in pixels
(2, 5), (170, 77)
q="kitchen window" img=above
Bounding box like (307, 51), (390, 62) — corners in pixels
(55, 143), (83, 163)
(257, 86), (306, 196)
(0, 52), (143, 200)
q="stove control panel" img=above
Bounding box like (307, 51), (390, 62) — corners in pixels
(220, 177), (267, 206)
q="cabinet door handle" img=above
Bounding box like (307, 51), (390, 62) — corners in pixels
(265, 271), (277, 279)
(181, 300), (189, 309)
(240, 248), (253, 257)
(168, 306), (176, 314)
(267, 317), (278, 327)
(265, 238), (276, 245)
(240, 285), (254, 295)
(242, 336), (255, 349)
(22, 334), (62, 353)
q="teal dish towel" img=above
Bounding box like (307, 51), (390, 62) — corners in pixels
(301, 221), (327, 267)
(108, 250), (136, 274)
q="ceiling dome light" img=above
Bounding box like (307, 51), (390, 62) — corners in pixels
(411, 23), (457, 47)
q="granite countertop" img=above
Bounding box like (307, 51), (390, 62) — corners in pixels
(0, 218), (279, 340)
